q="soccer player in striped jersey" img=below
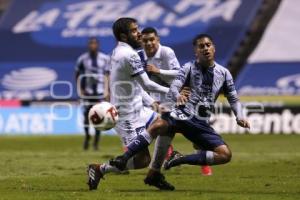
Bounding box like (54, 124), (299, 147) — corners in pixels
(75, 37), (110, 150)
(140, 27), (213, 177)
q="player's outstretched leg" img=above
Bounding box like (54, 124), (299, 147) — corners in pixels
(193, 144), (213, 176)
(87, 152), (150, 190)
(109, 155), (128, 171)
(109, 132), (153, 170)
(164, 145), (231, 170)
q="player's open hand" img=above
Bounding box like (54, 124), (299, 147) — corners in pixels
(151, 101), (160, 112)
(177, 95), (188, 106)
(180, 87), (191, 98)
(236, 119), (250, 129)
(146, 64), (160, 74)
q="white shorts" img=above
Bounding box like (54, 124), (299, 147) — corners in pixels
(115, 107), (158, 147)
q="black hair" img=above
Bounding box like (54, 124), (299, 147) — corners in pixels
(112, 17), (137, 41)
(192, 34), (214, 46)
(141, 27), (158, 36)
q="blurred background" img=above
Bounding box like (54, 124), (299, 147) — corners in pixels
(0, 0), (299, 135)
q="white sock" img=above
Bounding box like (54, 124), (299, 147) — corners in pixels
(206, 151), (214, 165)
(99, 156), (136, 175)
(149, 135), (173, 170)
(100, 163), (121, 174)
(195, 149), (214, 165)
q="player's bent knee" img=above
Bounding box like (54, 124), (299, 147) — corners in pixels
(222, 150), (232, 163)
(214, 145), (232, 164)
(148, 118), (169, 138)
(222, 148), (232, 163)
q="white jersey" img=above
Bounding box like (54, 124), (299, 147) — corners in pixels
(110, 42), (147, 120)
(141, 44), (180, 104)
(110, 42), (159, 146)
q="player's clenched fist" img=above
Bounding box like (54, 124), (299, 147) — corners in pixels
(236, 119), (250, 128)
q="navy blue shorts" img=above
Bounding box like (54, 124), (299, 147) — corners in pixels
(162, 112), (226, 151)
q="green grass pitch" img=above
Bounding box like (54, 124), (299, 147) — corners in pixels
(0, 134), (299, 200)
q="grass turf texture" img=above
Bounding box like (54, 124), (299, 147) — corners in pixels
(0, 134), (299, 200)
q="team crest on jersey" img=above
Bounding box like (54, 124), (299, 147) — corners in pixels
(129, 54), (142, 72)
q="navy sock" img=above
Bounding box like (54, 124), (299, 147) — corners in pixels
(123, 135), (150, 160)
(180, 151), (207, 165)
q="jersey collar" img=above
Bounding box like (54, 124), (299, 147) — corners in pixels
(142, 44), (162, 60)
(195, 60), (216, 71)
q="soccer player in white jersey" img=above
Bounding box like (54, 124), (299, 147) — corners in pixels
(140, 27), (180, 107)
(108, 34), (250, 189)
(75, 37), (110, 150)
(87, 17), (175, 191)
(140, 27), (213, 177)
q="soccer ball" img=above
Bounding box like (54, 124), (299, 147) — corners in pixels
(88, 101), (119, 131)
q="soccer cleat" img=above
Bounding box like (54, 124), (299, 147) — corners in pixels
(87, 164), (104, 190)
(201, 165), (213, 176)
(144, 172), (175, 191)
(109, 155), (127, 171)
(163, 150), (184, 170)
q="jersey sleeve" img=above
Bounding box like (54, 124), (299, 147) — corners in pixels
(103, 54), (111, 75)
(167, 62), (190, 101)
(141, 88), (155, 106)
(223, 69), (238, 102)
(166, 48), (180, 70)
(223, 69), (244, 119)
(75, 55), (85, 81)
(128, 52), (145, 77)
(75, 55), (83, 73)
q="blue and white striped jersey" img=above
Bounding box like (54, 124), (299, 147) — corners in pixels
(75, 52), (110, 97)
(167, 61), (244, 120)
